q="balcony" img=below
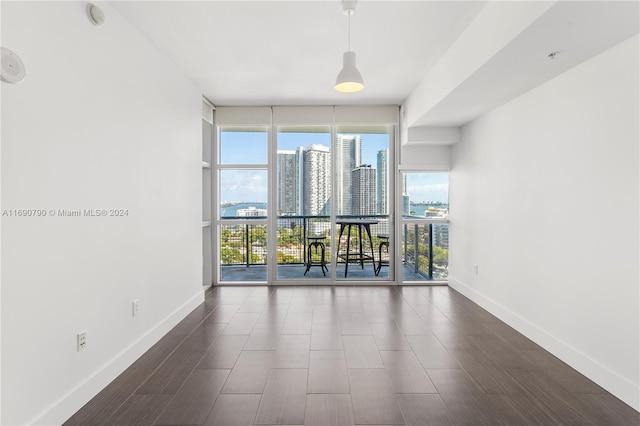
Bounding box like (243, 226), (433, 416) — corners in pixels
(218, 215), (448, 282)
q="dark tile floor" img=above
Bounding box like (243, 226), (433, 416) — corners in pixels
(65, 286), (640, 425)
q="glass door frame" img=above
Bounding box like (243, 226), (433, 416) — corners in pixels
(212, 117), (399, 286)
(396, 169), (450, 285)
(270, 124), (398, 286)
(214, 126), (269, 285)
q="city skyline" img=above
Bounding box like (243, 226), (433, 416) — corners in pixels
(220, 131), (449, 206)
(276, 138), (386, 216)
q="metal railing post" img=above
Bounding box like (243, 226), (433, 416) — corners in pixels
(428, 223), (433, 279)
(245, 224), (250, 267)
(303, 217), (307, 265)
(414, 224), (419, 274)
(403, 223), (408, 267)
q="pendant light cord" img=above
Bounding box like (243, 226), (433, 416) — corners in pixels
(348, 12), (351, 51)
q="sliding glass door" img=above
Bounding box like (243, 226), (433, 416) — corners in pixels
(334, 126), (391, 281)
(217, 127), (268, 284)
(276, 126), (332, 281)
(213, 106), (398, 285)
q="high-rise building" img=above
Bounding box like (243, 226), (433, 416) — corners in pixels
(376, 149), (388, 215)
(303, 144), (331, 216)
(237, 206), (267, 217)
(433, 223), (449, 249)
(402, 194), (410, 216)
(295, 146), (305, 215)
(335, 134), (361, 215)
(277, 150), (299, 215)
(402, 174), (410, 215)
(352, 165), (376, 216)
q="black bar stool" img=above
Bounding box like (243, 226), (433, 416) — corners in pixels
(304, 235), (328, 276)
(375, 234), (389, 276)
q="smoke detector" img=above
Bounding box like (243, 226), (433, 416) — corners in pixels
(86, 3), (105, 26)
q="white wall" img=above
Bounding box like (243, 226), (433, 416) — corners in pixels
(1, 2), (204, 424)
(449, 35), (639, 410)
(400, 144), (450, 171)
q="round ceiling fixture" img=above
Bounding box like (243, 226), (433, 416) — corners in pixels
(1, 47), (26, 84)
(86, 3), (105, 26)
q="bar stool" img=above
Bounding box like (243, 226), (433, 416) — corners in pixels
(375, 234), (389, 276)
(304, 235), (328, 276)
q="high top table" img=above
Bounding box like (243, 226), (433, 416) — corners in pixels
(335, 219), (379, 277)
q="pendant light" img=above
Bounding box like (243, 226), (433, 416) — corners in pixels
(335, 0), (364, 93)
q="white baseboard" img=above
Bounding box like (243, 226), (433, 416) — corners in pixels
(29, 290), (205, 426)
(448, 277), (639, 412)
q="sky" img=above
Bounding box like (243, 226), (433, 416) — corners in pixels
(219, 131), (448, 204)
(403, 173), (449, 204)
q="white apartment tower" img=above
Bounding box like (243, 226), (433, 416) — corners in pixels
(335, 134), (361, 215)
(277, 150), (299, 215)
(303, 144), (331, 216)
(352, 165), (376, 216)
(402, 174), (410, 215)
(376, 149), (388, 215)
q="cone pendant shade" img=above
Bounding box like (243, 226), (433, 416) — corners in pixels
(335, 51), (364, 93)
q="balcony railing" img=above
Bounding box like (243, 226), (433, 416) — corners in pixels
(402, 222), (449, 280)
(219, 215), (448, 280)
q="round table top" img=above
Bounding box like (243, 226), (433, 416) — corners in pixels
(335, 219), (379, 225)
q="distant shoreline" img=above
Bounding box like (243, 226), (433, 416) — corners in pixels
(222, 201), (448, 206)
(221, 201), (448, 217)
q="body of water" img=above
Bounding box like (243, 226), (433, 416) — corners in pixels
(222, 202), (447, 217)
(221, 202), (267, 217)
(409, 204), (449, 217)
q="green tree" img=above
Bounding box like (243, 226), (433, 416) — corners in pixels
(277, 252), (300, 264)
(419, 256), (430, 274)
(433, 246), (449, 266)
(220, 227), (232, 244)
(221, 247), (243, 264)
(252, 226), (267, 245)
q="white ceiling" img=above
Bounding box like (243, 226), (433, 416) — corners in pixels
(112, 1), (639, 126)
(412, 1), (640, 127)
(111, 1), (487, 106)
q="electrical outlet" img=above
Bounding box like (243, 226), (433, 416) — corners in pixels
(474, 264), (479, 275)
(77, 331), (87, 351)
(132, 299), (140, 317)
